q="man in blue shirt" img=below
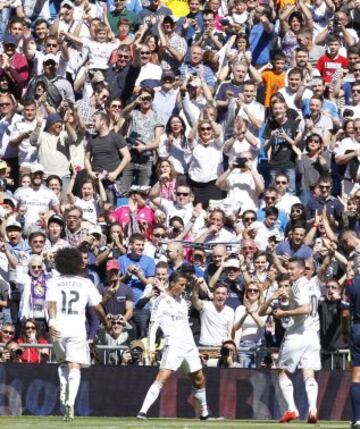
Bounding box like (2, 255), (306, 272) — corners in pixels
(119, 233), (155, 337)
(276, 224), (312, 260)
(249, 5), (275, 67)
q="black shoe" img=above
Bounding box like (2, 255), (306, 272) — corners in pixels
(137, 412), (147, 420)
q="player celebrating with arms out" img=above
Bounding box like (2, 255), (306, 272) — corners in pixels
(274, 257), (321, 424)
(46, 248), (109, 422)
(137, 271), (210, 420)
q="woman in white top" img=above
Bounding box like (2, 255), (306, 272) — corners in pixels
(232, 282), (267, 368)
(187, 118), (224, 208)
(67, 173), (107, 225)
(159, 115), (191, 175)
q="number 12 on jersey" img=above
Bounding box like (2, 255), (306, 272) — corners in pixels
(61, 290), (80, 315)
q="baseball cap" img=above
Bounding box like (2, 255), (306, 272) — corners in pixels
(130, 340), (145, 351)
(223, 259), (240, 269)
(48, 214), (65, 226)
(60, 0), (74, 8)
(30, 163), (45, 174)
(45, 113), (63, 130)
(106, 259), (120, 271)
(88, 225), (102, 237)
(3, 197), (17, 208)
(5, 220), (22, 231)
(43, 54), (59, 64)
(3, 33), (17, 45)
(0, 160), (8, 170)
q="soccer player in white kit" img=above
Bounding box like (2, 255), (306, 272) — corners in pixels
(273, 258), (321, 424)
(137, 271), (210, 420)
(46, 248), (108, 421)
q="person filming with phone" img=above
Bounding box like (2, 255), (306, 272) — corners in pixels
(216, 151), (264, 212)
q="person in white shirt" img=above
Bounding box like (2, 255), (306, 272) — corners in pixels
(192, 281), (234, 347)
(274, 258), (321, 424)
(137, 271), (210, 420)
(14, 163), (60, 229)
(279, 67), (313, 115)
(274, 173), (301, 216)
(8, 100), (38, 172)
(150, 183), (206, 236)
(187, 118), (224, 207)
(46, 247), (108, 422)
(194, 208), (236, 245)
(216, 151), (265, 213)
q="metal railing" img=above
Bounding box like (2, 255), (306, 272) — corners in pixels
(0, 343), (351, 369)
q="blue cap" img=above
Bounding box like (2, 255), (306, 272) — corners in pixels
(45, 113), (63, 130)
(3, 33), (17, 45)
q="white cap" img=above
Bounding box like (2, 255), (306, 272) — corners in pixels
(88, 225), (102, 237)
(43, 54), (59, 64)
(223, 259), (240, 269)
(30, 163), (45, 174)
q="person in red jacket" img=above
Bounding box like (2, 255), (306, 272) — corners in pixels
(316, 34), (348, 84)
(17, 318), (49, 363)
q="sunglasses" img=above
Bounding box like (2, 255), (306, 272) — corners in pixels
(200, 126), (212, 131)
(354, 69), (360, 72)
(319, 185), (330, 189)
(0, 103), (10, 107)
(244, 217), (255, 222)
(111, 321), (123, 326)
(140, 51), (150, 55)
(153, 233), (165, 238)
(25, 326), (36, 330)
(31, 265), (42, 269)
(47, 43), (58, 47)
(141, 96), (152, 101)
(248, 289), (259, 293)
(353, 89), (360, 93)
(118, 55), (129, 59)
(242, 246), (255, 250)
(265, 196), (276, 200)
(354, 127), (360, 131)
(2, 330), (14, 335)
(176, 192), (190, 196)
(276, 181), (287, 185)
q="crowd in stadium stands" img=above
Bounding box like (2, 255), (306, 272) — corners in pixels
(0, 0), (359, 369)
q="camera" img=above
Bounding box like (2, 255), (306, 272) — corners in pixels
(130, 347), (143, 364)
(220, 18), (230, 26)
(9, 348), (23, 359)
(220, 346), (230, 357)
(234, 157), (247, 168)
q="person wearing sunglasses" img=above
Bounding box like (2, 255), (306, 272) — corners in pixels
(232, 282), (266, 368)
(18, 255), (49, 334)
(274, 172), (301, 216)
(17, 318), (49, 363)
(305, 175), (344, 228)
(0, 322), (15, 347)
(256, 187), (288, 233)
(297, 133), (331, 206)
(95, 313), (133, 365)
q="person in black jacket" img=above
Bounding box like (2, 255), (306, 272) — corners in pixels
(318, 279), (349, 369)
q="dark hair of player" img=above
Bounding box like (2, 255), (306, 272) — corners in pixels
(54, 248), (83, 276)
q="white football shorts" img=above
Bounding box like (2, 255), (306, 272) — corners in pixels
(278, 330), (321, 373)
(160, 344), (202, 373)
(56, 337), (91, 368)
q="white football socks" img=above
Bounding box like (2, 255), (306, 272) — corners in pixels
(140, 381), (163, 414)
(193, 387), (208, 417)
(58, 364), (69, 405)
(67, 368), (81, 407)
(305, 377), (318, 411)
(279, 372), (297, 412)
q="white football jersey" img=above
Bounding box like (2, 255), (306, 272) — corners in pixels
(148, 293), (195, 351)
(46, 275), (101, 338)
(286, 276), (320, 336)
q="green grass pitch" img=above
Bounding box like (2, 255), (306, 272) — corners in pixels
(0, 417), (351, 429)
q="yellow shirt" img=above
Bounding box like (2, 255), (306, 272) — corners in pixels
(163, 0), (189, 17)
